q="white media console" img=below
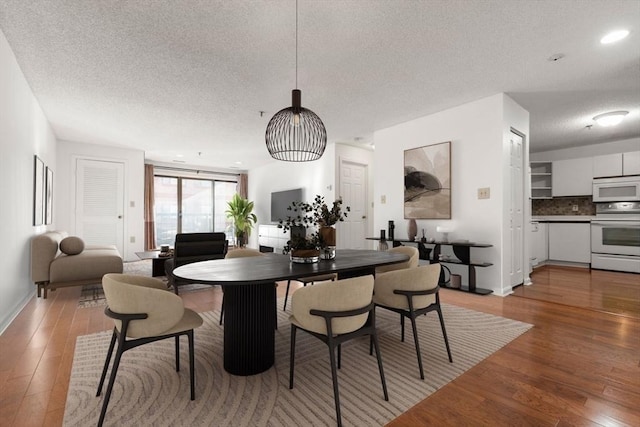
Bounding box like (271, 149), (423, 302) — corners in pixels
(257, 224), (290, 254)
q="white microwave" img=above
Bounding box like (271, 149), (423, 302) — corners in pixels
(593, 176), (640, 202)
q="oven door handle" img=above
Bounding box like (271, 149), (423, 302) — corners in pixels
(591, 221), (640, 227)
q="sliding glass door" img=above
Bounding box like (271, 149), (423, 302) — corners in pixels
(154, 175), (236, 247)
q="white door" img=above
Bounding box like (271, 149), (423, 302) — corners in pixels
(509, 131), (524, 287)
(338, 160), (367, 249)
(75, 159), (125, 255)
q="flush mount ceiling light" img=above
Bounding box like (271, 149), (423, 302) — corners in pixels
(593, 111), (629, 127)
(600, 29), (629, 44)
(265, 0), (327, 162)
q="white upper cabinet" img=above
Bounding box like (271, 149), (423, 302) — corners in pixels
(552, 157), (593, 197)
(623, 151), (640, 175)
(593, 153), (623, 177)
(593, 151), (640, 177)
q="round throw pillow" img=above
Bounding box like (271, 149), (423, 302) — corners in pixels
(60, 236), (85, 255)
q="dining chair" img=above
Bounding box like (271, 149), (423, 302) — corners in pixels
(289, 275), (388, 427)
(372, 263), (452, 380)
(97, 274), (203, 427)
(282, 273), (337, 311)
(375, 245), (419, 274)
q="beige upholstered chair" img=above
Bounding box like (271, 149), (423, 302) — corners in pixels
(225, 248), (263, 258)
(283, 273), (337, 311)
(97, 274), (203, 427)
(289, 275), (388, 427)
(373, 264), (452, 380)
(375, 245), (419, 274)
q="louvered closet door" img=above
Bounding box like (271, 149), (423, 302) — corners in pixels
(75, 159), (125, 255)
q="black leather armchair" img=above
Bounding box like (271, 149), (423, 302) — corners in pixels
(165, 232), (229, 294)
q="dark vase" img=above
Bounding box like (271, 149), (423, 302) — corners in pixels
(407, 219), (417, 241)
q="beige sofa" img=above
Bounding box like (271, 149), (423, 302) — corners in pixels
(31, 231), (123, 298)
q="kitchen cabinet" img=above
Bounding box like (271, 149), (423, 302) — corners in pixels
(530, 221), (548, 268)
(593, 153), (622, 178)
(552, 158), (593, 197)
(548, 223), (591, 264)
(530, 161), (552, 199)
(623, 151), (640, 175)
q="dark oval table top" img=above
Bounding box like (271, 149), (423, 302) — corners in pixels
(172, 249), (409, 286)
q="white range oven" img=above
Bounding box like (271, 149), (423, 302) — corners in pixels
(591, 202), (640, 273)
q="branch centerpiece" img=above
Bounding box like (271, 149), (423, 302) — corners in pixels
(278, 195), (350, 262)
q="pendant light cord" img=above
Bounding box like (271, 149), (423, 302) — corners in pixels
(295, 0), (298, 89)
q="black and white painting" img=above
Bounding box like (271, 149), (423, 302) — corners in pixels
(404, 141), (451, 219)
(33, 155), (44, 226)
(45, 166), (53, 225)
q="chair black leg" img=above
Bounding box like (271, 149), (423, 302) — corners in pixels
(283, 280), (292, 311)
(338, 344), (341, 369)
(96, 329), (117, 397)
(436, 306), (453, 363)
(371, 331), (389, 401)
(219, 291), (225, 326)
(409, 314), (424, 380)
(289, 325), (297, 389)
(369, 335), (373, 356)
(175, 336), (180, 372)
(188, 330), (196, 400)
(400, 313), (405, 342)
(98, 339), (125, 427)
(327, 340), (343, 427)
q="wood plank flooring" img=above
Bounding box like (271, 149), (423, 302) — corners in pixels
(0, 266), (638, 426)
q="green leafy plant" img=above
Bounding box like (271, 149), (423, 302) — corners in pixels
(277, 195), (350, 252)
(225, 193), (258, 247)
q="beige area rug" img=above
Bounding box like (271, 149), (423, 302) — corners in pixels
(63, 302), (532, 426)
(78, 260), (210, 308)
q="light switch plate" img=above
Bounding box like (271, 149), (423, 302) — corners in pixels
(478, 187), (490, 199)
(381, 195), (387, 204)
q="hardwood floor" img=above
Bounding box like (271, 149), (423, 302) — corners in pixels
(0, 266), (638, 426)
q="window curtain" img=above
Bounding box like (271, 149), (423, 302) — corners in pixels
(238, 173), (248, 199)
(144, 164), (156, 250)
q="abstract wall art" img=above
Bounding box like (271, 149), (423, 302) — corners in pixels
(404, 141), (451, 219)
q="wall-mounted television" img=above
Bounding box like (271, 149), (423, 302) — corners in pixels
(271, 188), (304, 222)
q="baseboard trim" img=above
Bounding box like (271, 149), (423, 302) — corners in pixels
(0, 289), (34, 335)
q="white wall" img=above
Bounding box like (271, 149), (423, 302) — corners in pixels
(56, 140), (145, 261)
(373, 93), (529, 295)
(0, 29), (58, 332)
(530, 137), (640, 161)
(248, 144), (337, 248)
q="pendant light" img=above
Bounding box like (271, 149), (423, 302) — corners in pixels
(265, 0), (327, 162)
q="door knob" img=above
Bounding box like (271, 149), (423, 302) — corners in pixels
(362, 215), (367, 219)
(118, 215), (123, 219)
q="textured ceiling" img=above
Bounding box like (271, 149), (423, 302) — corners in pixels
(1, 0), (638, 170)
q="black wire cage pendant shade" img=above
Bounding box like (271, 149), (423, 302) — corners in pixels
(265, 89), (327, 162)
(265, 0), (327, 162)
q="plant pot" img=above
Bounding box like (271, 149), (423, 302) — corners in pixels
(319, 226), (336, 246)
(290, 249), (320, 264)
(320, 246), (336, 260)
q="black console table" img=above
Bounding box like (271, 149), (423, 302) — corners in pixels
(365, 238), (493, 295)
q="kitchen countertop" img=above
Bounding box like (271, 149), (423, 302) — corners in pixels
(532, 216), (595, 222)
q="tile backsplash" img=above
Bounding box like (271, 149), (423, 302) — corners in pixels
(532, 197), (595, 216)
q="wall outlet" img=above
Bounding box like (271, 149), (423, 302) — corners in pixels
(477, 187), (490, 199)
(572, 204), (579, 212)
(381, 195), (386, 204)
(130, 201), (135, 207)
(130, 236), (135, 243)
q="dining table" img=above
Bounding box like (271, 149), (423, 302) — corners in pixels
(172, 249), (409, 376)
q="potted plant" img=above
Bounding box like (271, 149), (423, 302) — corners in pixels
(225, 193), (258, 247)
(278, 195), (350, 261)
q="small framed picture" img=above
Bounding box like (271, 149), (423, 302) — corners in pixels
(45, 166), (53, 225)
(33, 155), (44, 226)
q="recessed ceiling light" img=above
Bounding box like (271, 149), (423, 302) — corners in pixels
(593, 111), (629, 127)
(176, 154), (184, 158)
(234, 161), (242, 165)
(601, 29), (629, 44)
